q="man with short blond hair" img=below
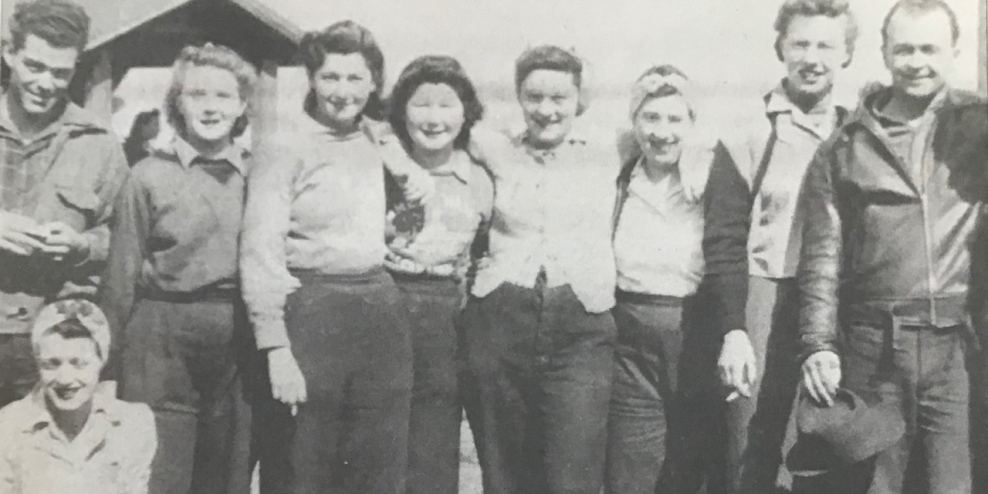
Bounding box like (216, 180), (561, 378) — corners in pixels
(707, 0), (858, 491)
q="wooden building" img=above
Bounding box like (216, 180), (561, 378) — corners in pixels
(1, 0), (304, 148)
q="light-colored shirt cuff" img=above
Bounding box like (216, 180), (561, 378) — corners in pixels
(252, 315), (291, 350)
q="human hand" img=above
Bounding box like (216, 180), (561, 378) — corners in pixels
(401, 168), (435, 204)
(0, 211), (48, 256)
(801, 350), (841, 406)
(268, 347), (307, 412)
(39, 221), (89, 262)
(719, 329), (758, 402)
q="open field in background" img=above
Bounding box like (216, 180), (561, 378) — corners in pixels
(114, 66), (805, 151)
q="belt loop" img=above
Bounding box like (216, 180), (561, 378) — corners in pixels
(878, 309), (899, 379)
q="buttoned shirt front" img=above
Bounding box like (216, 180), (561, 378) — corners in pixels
(614, 158), (705, 297)
(385, 150), (493, 279)
(0, 94), (128, 334)
(471, 129), (620, 313)
(0, 383), (157, 494)
(99, 138), (248, 333)
(742, 84), (850, 279)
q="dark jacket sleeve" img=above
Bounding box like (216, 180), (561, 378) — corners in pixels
(796, 140), (843, 362)
(702, 141), (751, 336)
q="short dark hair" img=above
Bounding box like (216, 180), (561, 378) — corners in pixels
(388, 56), (484, 151)
(298, 20), (386, 120)
(34, 319), (101, 360)
(881, 0), (959, 46)
(774, 0), (858, 64)
(514, 45), (583, 92)
(7, 0), (90, 53)
(165, 43), (257, 140)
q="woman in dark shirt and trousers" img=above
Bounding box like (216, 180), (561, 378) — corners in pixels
(100, 43), (257, 494)
(606, 65), (748, 494)
(384, 55), (494, 494)
(240, 21), (431, 494)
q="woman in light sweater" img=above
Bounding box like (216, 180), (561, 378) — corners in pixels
(240, 20), (428, 494)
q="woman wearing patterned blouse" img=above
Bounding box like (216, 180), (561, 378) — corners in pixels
(384, 55), (493, 494)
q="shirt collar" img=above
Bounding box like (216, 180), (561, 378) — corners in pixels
(19, 381), (120, 434)
(765, 80), (853, 117)
(0, 91), (106, 138)
(511, 124), (590, 150)
(425, 150), (473, 184)
(168, 136), (248, 175)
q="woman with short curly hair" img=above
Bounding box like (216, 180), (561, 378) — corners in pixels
(101, 42), (256, 494)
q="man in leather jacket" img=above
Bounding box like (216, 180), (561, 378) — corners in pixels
(796, 1), (988, 492)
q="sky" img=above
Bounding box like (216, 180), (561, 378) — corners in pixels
(268, 0), (985, 94)
(3, 0), (980, 138)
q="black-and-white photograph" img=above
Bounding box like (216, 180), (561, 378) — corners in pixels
(0, 0), (985, 493)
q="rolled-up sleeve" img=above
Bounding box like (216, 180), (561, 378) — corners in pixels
(240, 140), (301, 350)
(702, 141), (751, 336)
(796, 142), (843, 362)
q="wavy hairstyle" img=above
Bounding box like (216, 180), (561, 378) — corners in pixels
(6, 0), (89, 52)
(164, 43), (257, 140)
(298, 20), (386, 121)
(774, 0), (859, 67)
(388, 55), (484, 151)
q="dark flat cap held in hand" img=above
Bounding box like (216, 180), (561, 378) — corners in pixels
(786, 388), (906, 476)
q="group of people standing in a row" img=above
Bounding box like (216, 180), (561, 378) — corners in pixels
(0, 0), (985, 493)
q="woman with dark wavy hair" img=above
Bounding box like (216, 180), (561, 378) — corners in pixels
(240, 20), (428, 494)
(385, 55), (493, 494)
(100, 42), (256, 494)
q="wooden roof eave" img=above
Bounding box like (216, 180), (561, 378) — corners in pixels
(84, 0), (303, 54)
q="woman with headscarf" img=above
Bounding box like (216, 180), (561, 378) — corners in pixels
(605, 65), (747, 494)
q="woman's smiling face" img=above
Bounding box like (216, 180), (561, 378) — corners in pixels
(309, 52), (377, 129)
(517, 69), (580, 148)
(405, 82), (465, 154)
